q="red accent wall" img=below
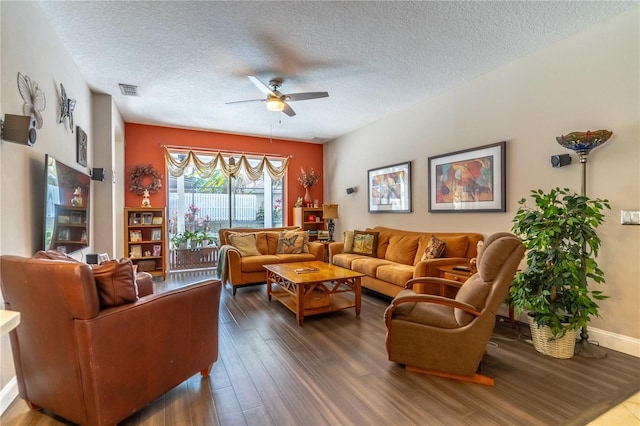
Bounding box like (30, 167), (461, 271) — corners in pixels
(124, 124), (324, 225)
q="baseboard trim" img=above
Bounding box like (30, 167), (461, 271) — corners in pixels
(0, 376), (18, 415)
(497, 305), (640, 358)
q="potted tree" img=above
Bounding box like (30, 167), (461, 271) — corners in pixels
(510, 187), (610, 358)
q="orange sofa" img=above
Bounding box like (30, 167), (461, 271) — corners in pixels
(329, 226), (483, 298)
(218, 227), (325, 295)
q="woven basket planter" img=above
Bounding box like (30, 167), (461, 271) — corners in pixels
(527, 316), (577, 359)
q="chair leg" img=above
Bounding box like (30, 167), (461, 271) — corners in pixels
(232, 286), (237, 296)
(200, 365), (212, 377)
(406, 365), (495, 386)
(26, 401), (41, 410)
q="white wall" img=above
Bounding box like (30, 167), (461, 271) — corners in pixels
(325, 7), (640, 355)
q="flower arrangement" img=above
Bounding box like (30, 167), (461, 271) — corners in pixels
(297, 167), (321, 188)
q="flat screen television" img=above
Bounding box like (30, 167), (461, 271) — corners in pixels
(43, 154), (91, 253)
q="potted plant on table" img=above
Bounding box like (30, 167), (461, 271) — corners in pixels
(509, 187), (610, 359)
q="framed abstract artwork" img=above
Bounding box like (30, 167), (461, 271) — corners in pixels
(76, 126), (87, 167)
(428, 141), (506, 213)
(367, 161), (411, 213)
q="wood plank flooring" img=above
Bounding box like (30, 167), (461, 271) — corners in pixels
(2, 270), (639, 426)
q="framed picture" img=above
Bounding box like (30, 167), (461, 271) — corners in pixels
(130, 245), (142, 258)
(367, 161), (412, 213)
(151, 228), (162, 241)
(70, 212), (83, 224)
(428, 141), (506, 213)
(152, 216), (163, 225)
(141, 212), (153, 225)
(317, 230), (330, 241)
(98, 253), (110, 264)
(152, 244), (162, 256)
(129, 230), (142, 242)
(57, 228), (70, 241)
(76, 126), (87, 167)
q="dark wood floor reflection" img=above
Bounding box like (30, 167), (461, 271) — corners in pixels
(2, 270), (640, 425)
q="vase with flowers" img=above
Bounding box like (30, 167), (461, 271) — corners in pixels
(297, 167), (321, 205)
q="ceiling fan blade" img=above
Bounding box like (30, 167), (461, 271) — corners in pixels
(282, 103), (296, 117)
(225, 98), (265, 105)
(285, 92), (329, 102)
(248, 76), (276, 96)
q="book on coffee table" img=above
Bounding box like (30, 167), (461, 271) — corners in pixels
(294, 267), (319, 274)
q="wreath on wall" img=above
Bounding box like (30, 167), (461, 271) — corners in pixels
(128, 164), (162, 195)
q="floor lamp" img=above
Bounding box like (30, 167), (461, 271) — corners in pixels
(323, 203), (339, 242)
(556, 129), (612, 359)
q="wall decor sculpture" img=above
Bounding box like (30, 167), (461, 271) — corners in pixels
(59, 83), (76, 132)
(17, 72), (46, 129)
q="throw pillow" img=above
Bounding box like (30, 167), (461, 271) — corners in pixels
(420, 236), (446, 261)
(229, 233), (262, 257)
(343, 230), (355, 253)
(439, 235), (470, 258)
(276, 231), (307, 254)
(352, 230), (379, 257)
(91, 258), (138, 307)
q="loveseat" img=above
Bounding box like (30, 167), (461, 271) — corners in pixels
(329, 226), (483, 298)
(0, 251), (221, 426)
(218, 226), (325, 295)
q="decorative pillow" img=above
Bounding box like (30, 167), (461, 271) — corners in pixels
(420, 236), (446, 261)
(229, 233), (262, 257)
(439, 235), (470, 258)
(352, 231), (379, 257)
(276, 231), (307, 254)
(343, 230), (355, 253)
(91, 258), (138, 307)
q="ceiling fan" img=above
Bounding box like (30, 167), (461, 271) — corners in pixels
(226, 76), (328, 117)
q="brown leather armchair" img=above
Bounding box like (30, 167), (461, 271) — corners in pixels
(0, 254), (221, 426)
(384, 233), (525, 386)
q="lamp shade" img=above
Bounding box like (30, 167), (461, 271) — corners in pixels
(266, 98), (285, 112)
(323, 203), (339, 219)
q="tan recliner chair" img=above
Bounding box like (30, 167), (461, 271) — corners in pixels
(384, 232), (525, 386)
(1, 254), (221, 425)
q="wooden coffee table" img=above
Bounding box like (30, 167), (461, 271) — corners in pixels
(264, 261), (364, 325)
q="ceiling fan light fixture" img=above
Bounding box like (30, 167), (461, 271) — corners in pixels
(266, 98), (285, 112)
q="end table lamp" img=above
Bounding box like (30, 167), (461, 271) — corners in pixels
(323, 203), (339, 242)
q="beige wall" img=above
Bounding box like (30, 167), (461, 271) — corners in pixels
(0, 1), (107, 412)
(325, 7), (640, 354)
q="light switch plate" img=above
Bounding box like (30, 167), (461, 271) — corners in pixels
(621, 210), (640, 225)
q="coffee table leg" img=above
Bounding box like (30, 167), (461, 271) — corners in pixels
(266, 271), (272, 301)
(355, 277), (361, 316)
(297, 284), (305, 325)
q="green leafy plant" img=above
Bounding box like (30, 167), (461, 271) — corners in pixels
(510, 187), (610, 337)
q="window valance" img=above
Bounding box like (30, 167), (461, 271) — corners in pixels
(164, 147), (289, 181)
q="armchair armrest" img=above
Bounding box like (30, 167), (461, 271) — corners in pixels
(307, 241), (325, 261)
(405, 276), (463, 296)
(328, 242), (344, 263)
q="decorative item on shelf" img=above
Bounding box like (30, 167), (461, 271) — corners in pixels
(555, 129), (613, 359)
(294, 197), (303, 207)
(323, 203), (339, 242)
(128, 164), (163, 196)
(297, 167), (321, 206)
(141, 189), (151, 208)
(71, 187), (82, 206)
(58, 83), (76, 132)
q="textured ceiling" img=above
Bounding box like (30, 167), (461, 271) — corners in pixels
(37, 1), (634, 142)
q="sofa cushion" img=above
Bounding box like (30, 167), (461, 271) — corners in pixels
(438, 235), (469, 258)
(420, 236), (446, 261)
(240, 255), (281, 272)
(274, 253), (317, 263)
(276, 231), (308, 254)
(332, 253), (362, 270)
(376, 263), (415, 286)
(352, 231), (379, 257)
(91, 258), (138, 307)
(229, 233), (262, 256)
(343, 230), (355, 253)
(385, 234), (419, 265)
(351, 256), (394, 277)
